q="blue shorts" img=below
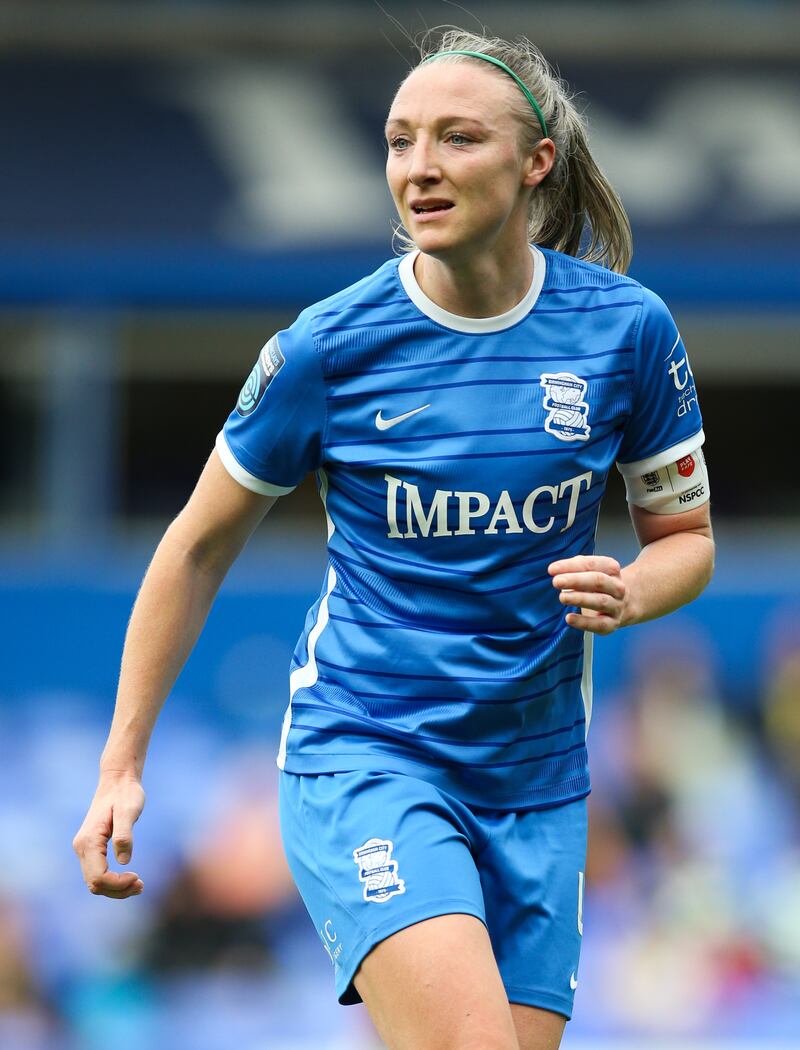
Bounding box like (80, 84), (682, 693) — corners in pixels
(278, 768), (587, 1019)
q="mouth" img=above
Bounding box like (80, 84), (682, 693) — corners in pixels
(410, 200), (454, 217)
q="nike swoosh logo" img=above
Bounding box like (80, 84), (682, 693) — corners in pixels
(375, 404), (431, 431)
(570, 972), (578, 990)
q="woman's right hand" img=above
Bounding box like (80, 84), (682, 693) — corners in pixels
(71, 452), (276, 901)
(72, 771), (146, 898)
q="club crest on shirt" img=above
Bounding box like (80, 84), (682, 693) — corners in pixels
(353, 838), (406, 903)
(539, 372), (591, 442)
(236, 337), (285, 416)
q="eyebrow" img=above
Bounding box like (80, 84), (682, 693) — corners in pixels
(384, 115), (490, 133)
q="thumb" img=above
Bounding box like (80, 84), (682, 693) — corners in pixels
(108, 781), (145, 866)
(112, 813), (134, 865)
(113, 838), (133, 865)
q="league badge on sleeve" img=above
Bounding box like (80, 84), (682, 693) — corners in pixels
(540, 372), (591, 442)
(236, 336), (286, 416)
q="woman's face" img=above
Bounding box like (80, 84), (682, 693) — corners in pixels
(385, 61), (548, 261)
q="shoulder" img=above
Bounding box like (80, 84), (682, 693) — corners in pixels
(271, 257), (401, 363)
(536, 248), (677, 344)
(295, 257), (404, 336)
(538, 247), (641, 296)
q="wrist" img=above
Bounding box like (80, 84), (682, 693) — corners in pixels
(99, 757), (143, 781)
(618, 564), (641, 628)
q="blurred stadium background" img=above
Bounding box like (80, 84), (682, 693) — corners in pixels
(1, 1), (799, 1047)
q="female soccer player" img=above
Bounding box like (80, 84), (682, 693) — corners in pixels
(73, 29), (714, 1050)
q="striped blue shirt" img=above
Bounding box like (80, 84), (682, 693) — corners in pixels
(217, 246), (704, 810)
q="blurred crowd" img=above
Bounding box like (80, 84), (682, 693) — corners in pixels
(1, 616), (799, 1049)
(581, 624), (800, 1038)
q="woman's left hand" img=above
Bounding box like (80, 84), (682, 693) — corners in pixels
(548, 555), (630, 635)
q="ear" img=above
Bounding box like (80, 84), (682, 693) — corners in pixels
(522, 138), (556, 188)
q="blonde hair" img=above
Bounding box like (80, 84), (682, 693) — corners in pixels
(396, 28), (632, 275)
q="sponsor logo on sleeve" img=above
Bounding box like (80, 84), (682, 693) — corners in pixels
(540, 372), (591, 442)
(641, 469), (664, 493)
(236, 337), (285, 416)
(664, 335), (698, 419)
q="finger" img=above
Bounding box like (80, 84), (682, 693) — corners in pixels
(73, 828), (142, 896)
(87, 871), (144, 899)
(564, 610), (618, 635)
(559, 590), (621, 617)
(548, 556), (621, 577)
(552, 572), (625, 599)
(73, 823), (111, 888)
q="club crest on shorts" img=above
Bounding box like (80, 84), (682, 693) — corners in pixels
(353, 838), (406, 903)
(539, 372), (591, 442)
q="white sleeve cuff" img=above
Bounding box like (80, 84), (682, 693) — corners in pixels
(214, 432), (296, 496)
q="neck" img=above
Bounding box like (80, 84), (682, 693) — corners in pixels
(413, 241), (534, 319)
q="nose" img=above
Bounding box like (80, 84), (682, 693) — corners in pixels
(406, 137), (441, 186)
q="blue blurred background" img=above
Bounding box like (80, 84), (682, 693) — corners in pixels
(1, 1), (800, 1047)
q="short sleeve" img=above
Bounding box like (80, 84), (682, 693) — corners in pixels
(216, 314), (326, 496)
(616, 287), (704, 476)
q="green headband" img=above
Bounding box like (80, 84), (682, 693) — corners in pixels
(421, 50), (548, 139)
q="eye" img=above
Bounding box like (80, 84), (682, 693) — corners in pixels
(388, 135), (411, 151)
(448, 133), (472, 146)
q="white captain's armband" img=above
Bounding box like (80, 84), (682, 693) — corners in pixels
(617, 439), (710, 514)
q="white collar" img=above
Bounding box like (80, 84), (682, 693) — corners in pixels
(398, 245), (545, 334)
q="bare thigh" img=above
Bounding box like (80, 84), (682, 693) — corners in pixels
(353, 913), (519, 1050)
(510, 1003), (566, 1050)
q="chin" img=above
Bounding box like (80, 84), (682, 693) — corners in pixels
(410, 229), (462, 257)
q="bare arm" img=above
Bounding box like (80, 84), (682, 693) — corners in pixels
(548, 502), (714, 634)
(73, 450), (276, 897)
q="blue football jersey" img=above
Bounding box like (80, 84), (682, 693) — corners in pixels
(217, 246), (705, 810)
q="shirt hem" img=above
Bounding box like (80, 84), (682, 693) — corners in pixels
(281, 751), (591, 811)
